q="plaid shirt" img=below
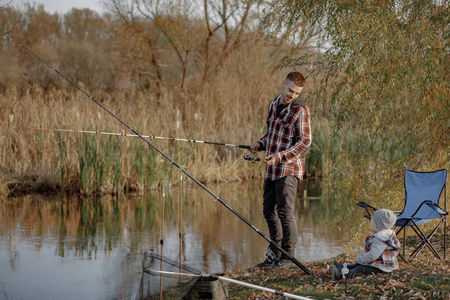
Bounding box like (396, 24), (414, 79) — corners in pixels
(256, 95), (312, 181)
(365, 233), (400, 268)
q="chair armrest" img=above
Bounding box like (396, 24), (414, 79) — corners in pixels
(356, 202), (377, 220)
(357, 202), (377, 210)
(357, 203), (403, 215)
(424, 200), (448, 216)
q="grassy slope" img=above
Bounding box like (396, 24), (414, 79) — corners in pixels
(226, 233), (450, 299)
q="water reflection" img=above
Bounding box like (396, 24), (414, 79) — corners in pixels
(0, 179), (344, 300)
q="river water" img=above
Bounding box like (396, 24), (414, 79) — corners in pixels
(0, 179), (343, 300)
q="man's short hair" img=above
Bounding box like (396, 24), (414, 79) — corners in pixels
(286, 72), (305, 87)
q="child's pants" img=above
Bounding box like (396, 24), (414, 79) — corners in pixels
(345, 263), (385, 278)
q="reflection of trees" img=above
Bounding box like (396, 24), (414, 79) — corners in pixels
(1, 180), (346, 297)
(7, 235), (18, 270)
(1, 179), (344, 259)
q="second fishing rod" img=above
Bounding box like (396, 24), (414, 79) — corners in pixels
(34, 128), (261, 162)
(15, 38), (312, 275)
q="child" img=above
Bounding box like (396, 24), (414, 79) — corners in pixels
(332, 209), (401, 280)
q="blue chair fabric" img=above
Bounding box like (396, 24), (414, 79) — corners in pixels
(396, 169), (447, 226)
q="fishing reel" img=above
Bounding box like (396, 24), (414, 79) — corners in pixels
(243, 154), (260, 163)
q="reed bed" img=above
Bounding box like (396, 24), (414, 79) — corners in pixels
(0, 82), (412, 197)
(2, 71), (330, 196)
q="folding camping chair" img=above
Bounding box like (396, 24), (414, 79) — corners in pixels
(357, 169), (448, 262)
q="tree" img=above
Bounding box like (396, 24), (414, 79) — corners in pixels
(58, 8), (119, 91)
(3, 5), (62, 90)
(0, 1), (19, 38)
(262, 0), (449, 167)
(108, 0), (167, 96)
(106, 0), (258, 93)
(133, 0), (200, 89)
(260, 0), (449, 242)
(20, 4), (61, 45)
(63, 8), (107, 43)
(201, 0), (256, 81)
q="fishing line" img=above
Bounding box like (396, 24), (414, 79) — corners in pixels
(15, 39), (312, 275)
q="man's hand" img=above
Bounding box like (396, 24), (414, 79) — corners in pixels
(264, 154), (276, 166)
(249, 142), (260, 154)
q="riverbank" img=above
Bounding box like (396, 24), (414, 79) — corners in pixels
(226, 233), (449, 299)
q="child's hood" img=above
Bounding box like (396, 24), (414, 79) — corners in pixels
(373, 229), (395, 241)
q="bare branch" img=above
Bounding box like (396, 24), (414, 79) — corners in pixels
(0, 0), (13, 9)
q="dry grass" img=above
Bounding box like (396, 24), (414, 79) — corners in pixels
(0, 71), (284, 195)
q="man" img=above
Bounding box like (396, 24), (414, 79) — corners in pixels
(250, 71), (312, 268)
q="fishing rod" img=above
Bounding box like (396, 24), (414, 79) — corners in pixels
(34, 128), (260, 162)
(33, 128), (252, 149)
(14, 38), (312, 275)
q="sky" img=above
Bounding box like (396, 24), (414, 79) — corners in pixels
(9, 0), (104, 14)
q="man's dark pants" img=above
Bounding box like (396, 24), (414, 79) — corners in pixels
(263, 175), (299, 258)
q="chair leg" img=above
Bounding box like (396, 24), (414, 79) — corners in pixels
(444, 218), (447, 260)
(416, 220), (445, 254)
(395, 225), (407, 259)
(409, 220), (444, 261)
(398, 253), (407, 264)
(410, 226), (438, 260)
(403, 226), (406, 258)
(396, 221), (445, 262)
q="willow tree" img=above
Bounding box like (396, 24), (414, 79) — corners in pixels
(260, 1), (449, 241)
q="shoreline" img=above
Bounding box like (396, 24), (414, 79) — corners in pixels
(225, 236), (449, 299)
